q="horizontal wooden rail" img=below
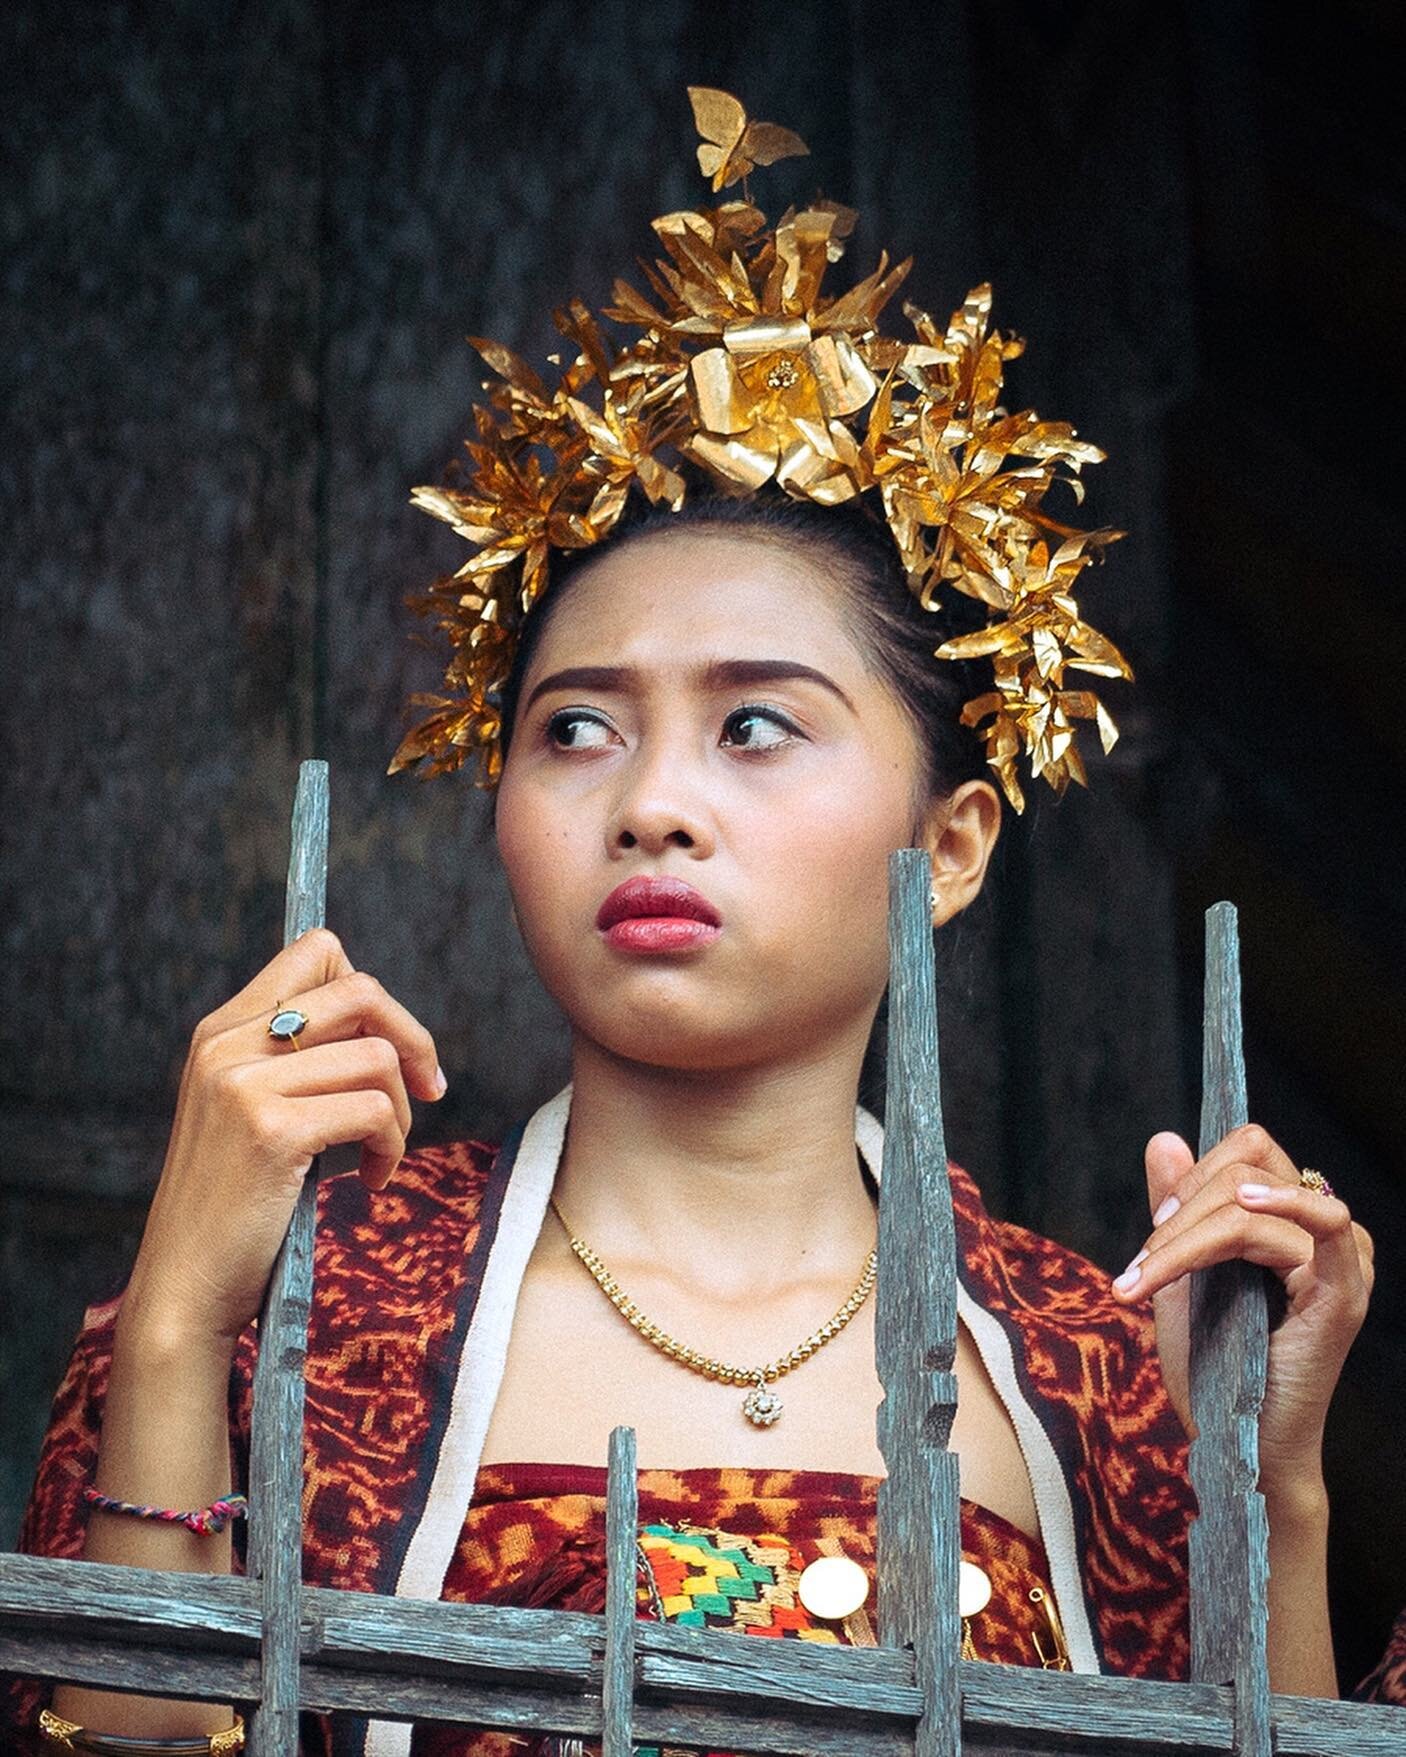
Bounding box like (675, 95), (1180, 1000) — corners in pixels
(4, 1554), (1404, 1756)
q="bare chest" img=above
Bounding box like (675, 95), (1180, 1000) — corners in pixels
(478, 1247), (1041, 1542)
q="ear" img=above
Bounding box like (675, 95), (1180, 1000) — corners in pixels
(916, 779), (1002, 928)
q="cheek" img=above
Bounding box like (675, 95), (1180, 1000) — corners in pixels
(493, 776), (581, 940)
(746, 753), (914, 946)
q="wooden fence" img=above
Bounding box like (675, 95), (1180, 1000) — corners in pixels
(2, 760), (1402, 1756)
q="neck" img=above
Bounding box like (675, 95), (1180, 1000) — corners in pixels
(552, 1031), (879, 1294)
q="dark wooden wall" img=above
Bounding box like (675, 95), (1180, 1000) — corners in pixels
(1, 0), (1400, 1691)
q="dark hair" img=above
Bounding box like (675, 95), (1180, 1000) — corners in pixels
(496, 476), (992, 817)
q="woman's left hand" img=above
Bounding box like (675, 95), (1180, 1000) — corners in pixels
(1114, 1124), (1374, 1493)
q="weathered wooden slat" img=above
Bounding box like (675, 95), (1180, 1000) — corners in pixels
(602, 1423), (638, 1757)
(295, 1655), (1406, 1757)
(1270, 1696), (1406, 1757)
(0, 1553), (591, 1678)
(297, 1669), (910, 1757)
(637, 1641), (921, 1719)
(875, 848), (962, 1757)
(959, 1667), (1228, 1752)
(6, 1551), (1406, 1756)
(306, 1585), (594, 1678)
(280, 760), (330, 947)
(0, 1637), (263, 1702)
(0, 1551), (261, 1632)
(248, 756), (330, 1757)
(1187, 902), (1271, 1757)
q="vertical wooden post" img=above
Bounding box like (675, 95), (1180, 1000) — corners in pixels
(1187, 901), (1271, 1756)
(875, 849), (962, 1757)
(602, 1424), (639, 1757)
(246, 759), (329, 1756)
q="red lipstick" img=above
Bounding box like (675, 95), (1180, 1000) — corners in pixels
(596, 875), (722, 953)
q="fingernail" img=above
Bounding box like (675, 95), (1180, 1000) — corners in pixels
(1113, 1263), (1142, 1293)
(1130, 1247), (1149, 1269)
(1238, 1182), (1271, 1199)
(1153, 1194), (1180, 1226)
(434, 1064), (448, 1096)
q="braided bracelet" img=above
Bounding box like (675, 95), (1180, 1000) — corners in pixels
(81, 1487), (248, 1537)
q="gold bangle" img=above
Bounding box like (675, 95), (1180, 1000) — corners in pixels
(39, 1708), (245, 1754)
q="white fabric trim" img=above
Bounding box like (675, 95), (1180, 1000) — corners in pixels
(365, 1086), (1096, 1751)
(951, 1289), (1099, 1672)
(853, 1105), (1099, 1674)
(366, 1085), (572, 1757)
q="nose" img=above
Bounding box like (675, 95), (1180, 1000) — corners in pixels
(605, 743), (715, 859)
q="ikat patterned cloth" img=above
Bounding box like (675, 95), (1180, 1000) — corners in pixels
(20, 1128), (1394, 1753)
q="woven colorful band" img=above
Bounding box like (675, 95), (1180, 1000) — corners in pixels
(636, 1522), (844, 1644)
(81, 1487), (248, 1537)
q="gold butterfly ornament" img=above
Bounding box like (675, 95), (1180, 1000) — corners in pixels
(689, 84), (810, 192)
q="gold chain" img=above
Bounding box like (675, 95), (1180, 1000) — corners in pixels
(549, 1199), (877, 1426)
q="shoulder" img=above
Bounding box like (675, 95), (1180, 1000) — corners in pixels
(305, 1132), (505, 1326)
(35, 1133), (507, 1421)
(948, 1162), (1168, 1401)
(951, 1161), (1146, 1325)
(313, 1133), (502, 1251)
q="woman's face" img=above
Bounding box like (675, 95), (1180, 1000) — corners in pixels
(495, 528), (945, 1074)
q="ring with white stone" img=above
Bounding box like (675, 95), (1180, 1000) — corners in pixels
(268, 1004), (309, 1049)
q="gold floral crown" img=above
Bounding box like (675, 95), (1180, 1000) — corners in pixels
(392, 86), (1131, 810)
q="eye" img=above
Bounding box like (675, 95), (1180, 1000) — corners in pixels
(546, 708), (619, 750)
(719, 704), (801, 752)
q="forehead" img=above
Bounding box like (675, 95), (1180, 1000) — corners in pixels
(525, 527), (863, 676)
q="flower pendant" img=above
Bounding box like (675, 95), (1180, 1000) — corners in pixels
(741, 1377), (783, 1427)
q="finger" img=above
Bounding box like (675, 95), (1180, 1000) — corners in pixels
(1144, 1122), (1299, 1228)
(1144, 1131), (1194, 1226)
(1235, 1184), (1371, 1290)
(208, 928), (356, 1028)
(278, 1088), (408, 1193)
(255, 969), (444, 1104)
(1113, 1206), (1312, 1302)
(1140, 1159), (1292, 1261)
(259, 1037), (414, 1141)
(1149, 1265), (1191, 1435)
(1197, 1121), (1300, 1189)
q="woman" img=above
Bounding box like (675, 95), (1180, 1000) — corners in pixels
(8, 87), (1382, 1756)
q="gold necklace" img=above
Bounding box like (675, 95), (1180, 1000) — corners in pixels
(549, 1199), (878, 1427)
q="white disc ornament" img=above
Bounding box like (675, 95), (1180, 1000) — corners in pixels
(959, 1560), (993, 1618)
(797, 1554), (870, 1621)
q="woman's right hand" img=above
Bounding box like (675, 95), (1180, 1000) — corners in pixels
(124, 927), (446, 1348)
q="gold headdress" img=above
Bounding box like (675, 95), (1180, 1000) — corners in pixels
(392, 86), (1131, 810)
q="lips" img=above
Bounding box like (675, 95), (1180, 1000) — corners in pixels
(596, 875), (723, 931)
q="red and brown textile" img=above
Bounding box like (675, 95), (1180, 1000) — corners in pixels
(3, 1128), (1195, 1753)
(411, 1462), (1069, 1757)
(1356, 1606), (1406, 1704)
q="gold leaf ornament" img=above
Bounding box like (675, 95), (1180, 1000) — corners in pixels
(397, 87), (1131, 810)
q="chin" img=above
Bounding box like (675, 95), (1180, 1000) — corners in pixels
(565, 980), (871, 1079)
(571, 994), (763, 1073)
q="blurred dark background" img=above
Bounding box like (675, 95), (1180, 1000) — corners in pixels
(1, 0), (1401, 1692)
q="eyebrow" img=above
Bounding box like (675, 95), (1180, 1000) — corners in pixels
(522, 659), (857, 716)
